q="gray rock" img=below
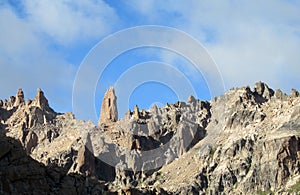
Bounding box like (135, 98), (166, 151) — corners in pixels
(290, 88), (299, 98)
(254, 81), (274, 100)
(274, 89), (288, 100)
(1, 83), (300, 194)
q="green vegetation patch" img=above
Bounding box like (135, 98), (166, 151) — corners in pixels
(256, 189), (274, 195)
(289, 179), (300, 193)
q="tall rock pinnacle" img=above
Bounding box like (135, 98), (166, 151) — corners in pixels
(98, 87), (118, 126)
(14, 88), (24, 107)
(32, 88), (50, 111)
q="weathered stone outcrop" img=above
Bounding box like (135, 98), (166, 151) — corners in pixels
(13, 88), (24, 107)
(76, 134), (96, 177)
(143, 82), (300, 194)
(1, 82), (300, 194)
(32, 88), (52, 111)
(253, 81), (274, 100)
(98, 86), (118, 126)
(0, 135), (116, 194)
(290, 88), (299, 98)
(0, 136), (50, 194)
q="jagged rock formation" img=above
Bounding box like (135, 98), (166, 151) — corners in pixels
(13, 88), (24, 107)
(98, 86), (118, 126)
(31, 88), (52, 111)
(144, 83), (300, 194)
(1, 82), (300, 194)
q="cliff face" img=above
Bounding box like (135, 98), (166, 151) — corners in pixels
(1, 82), (300, 194)
(149, 83), (300, 194)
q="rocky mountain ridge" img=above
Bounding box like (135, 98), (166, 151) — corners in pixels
(1, 82), (300, 194)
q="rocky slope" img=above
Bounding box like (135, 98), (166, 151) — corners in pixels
(1, 82), (300, 194)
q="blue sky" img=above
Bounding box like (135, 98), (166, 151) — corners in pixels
(1, 0), (300, 123)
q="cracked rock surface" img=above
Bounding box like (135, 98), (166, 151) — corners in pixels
(1, 82), (300, 194)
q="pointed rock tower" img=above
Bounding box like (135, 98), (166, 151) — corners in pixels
(14, 88), (25, 107)
(98, 87), (118, 126)
(32, 88), (50, 110)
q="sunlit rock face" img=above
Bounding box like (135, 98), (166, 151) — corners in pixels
(98, 86), (118, 126)
(1, 82), (300, 194)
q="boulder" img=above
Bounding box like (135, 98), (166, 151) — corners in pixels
(76, 145), (96, 176)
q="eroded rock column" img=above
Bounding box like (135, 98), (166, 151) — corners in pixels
(98, 87), (118, 126)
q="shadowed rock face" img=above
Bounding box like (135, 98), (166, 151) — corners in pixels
(0, 136), (51, 194)
(98, 86), (118, 126)
(1, 82), (300, 194)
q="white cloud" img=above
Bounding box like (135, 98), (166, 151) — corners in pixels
(1, 0), (300, 121)
(0, 6), (75, 112)
(125, 0), (156, 15)
(126, 0), (300, 92)
(23, 0), (119, 45)
(0, 1), (118, 113)
(0, 8), (38, 57)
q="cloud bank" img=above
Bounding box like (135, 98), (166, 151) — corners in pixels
(0, 0), (118, 113)
(126, 0), (300, 92)
(1, 0), (300, 121)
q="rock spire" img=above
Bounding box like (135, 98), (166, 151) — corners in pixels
(14, 88), (24, 107)
(98, 87), (118, 126)
(32, 88), (50, 111)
